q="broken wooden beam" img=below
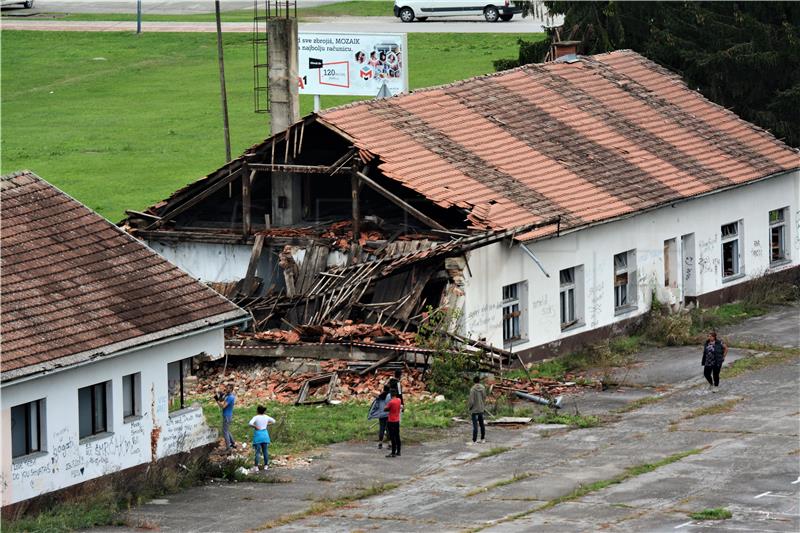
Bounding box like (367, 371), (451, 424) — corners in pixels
(240, 234), (265, 297)
(358, 353), (399, 376)
(147, 167), (243, 229)
(247, 163), (349, 175)
(242, 169), (254, 237)
(354, 171), (447, 231)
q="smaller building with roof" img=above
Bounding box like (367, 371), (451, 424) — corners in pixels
(1, 171), (248, 511)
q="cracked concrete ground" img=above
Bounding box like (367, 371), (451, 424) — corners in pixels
(96, 306), (800, 532)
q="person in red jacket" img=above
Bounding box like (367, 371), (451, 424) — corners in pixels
(384, 389), (403, 457)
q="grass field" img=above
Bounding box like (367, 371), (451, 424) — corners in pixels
(1, 1), (395, 22)
(1, 30), (537, 221)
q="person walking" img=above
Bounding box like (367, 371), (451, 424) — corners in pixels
(216, 384), (236, 450)
(468, 375), (486, 445)
(701, 331), (728, 392)
(384, 389), (403, 458)
(248, 405), (276, 471)
(368, 384), (391, 449)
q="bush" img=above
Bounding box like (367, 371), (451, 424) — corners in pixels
(426, 350), (482, 399)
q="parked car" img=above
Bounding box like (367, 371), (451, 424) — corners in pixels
(0, 0), (34, 8)
(393, 0), (519, 22)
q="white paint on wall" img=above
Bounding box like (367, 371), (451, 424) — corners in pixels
(0, 329), (225, 506)
(147, 241), (271, 283)
(463, 171), (800, 349)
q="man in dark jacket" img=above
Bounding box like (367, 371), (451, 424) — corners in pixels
(701, 331), (728, 392)
(468, 376), (486, 444)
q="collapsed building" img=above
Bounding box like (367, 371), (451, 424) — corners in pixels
(122, 50), (800, 364)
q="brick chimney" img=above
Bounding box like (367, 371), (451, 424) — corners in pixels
(552, 40), (581, 60)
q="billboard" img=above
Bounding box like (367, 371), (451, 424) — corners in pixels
(298, 32), (408, 97)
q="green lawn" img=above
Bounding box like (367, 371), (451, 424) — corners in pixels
(200, 399), (459, 456)
(15, 1), (395, 22)
(1, 31), (539, 221)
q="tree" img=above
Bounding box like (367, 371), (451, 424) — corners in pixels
(508, 1), (800, 147)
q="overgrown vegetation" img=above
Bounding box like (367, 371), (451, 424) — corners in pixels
(642, 277), (799, 346)
(689, 507), (733, 520)
(4, 456), (214, 532)
(258, 482), (399, 529)
(682, 399), (744, 421)
(533, 412), (601, 428)
(722, 348), (800, 379)
(615, 395), (664, 413)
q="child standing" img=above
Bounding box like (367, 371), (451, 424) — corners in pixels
(384, 390), (403, 458)
(368, 385), (392, 449)
(248, 405), (276, 471)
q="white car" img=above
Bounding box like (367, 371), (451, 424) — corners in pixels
(394, 0), (520, 22)
(0, 0), (34, 7)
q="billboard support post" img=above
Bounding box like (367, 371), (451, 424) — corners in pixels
(314, 95), (321, 112)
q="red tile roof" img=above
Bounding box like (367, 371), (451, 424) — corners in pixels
(1, 171), (247, 382)
(319, 50), (800, 237)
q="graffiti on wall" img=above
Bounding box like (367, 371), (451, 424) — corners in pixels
(465, 302), (503, 336)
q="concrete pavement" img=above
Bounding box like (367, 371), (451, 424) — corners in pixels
(92, 306), (799, 532)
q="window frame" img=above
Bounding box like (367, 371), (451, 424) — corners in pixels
(11, 399), (45, 459)
(122, 372), (141, 420)
(502, 282), (522, 344)
(168, 357), (194, 413)
(78, 382), (109, 440)
(560, 267), (577, 329)
(614, 250), (637, 311)
(769, 208), (789, 265)
(721, 220), (743, 279)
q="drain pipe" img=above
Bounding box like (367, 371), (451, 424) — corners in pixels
(519, 243), (550, 278)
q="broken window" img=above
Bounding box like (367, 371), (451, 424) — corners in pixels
(560, 267), (580, 329)
(168, 358), (194, 413)
(721, 221), (742, 278)
(79, 382), (109, 439)
(502, 282), (527, 345)
(614, 250), (637, 310)
(769, 208), (788, 264)
(11, 399), (44, 458)
(122, 372), (141, 420)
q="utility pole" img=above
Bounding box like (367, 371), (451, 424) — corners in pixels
(136, 0), (142, 34)
(215, 0), (232, 163)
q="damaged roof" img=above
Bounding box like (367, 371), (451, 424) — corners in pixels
(0, 171), (248, 383)
(318, 49), (800, 232)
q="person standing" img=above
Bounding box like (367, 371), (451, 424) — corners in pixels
(216, 383), (236, 450)
(248, 405), (276, 471)
(368, 385), (391, 449)
(384, 390), (403, 458)
(701, 331), (728, 392)
(387, 369), (404, 404)
(468, 375), (486, 445)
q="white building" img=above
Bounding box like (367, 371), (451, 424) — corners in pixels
(122, 50), (800, 361)
(0, 172), (248, 511)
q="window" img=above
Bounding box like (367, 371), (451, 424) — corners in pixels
(614, 250), (637, 310)
(168, 358), (194, 412)
(11, 400), (44, 458)
(769, 208), (789, 264)
(79, 382), (109, 439)
(122, 373), (141, 420)
(721, 221), (743, 278)
(663, 239), (677, 288)
(502, 283), (522, 344)
(560, 268), (575, 326)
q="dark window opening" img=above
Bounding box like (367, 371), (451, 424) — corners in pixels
(11, 400), (44, 458)
(79, 383), (109, 439)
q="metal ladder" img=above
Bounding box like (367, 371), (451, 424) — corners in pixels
(252, 0), (297, 114)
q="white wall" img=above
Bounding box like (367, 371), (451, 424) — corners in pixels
(147, 241), (270, 283)
(463, 171), (800, 350)
(0, 329), (225, 506)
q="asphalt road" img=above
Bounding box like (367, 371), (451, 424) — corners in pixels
(92, 306), (800, 533)
(5, 1), (337, 14)
(1, 15), (556, 32)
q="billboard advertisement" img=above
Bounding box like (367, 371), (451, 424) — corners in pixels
(298, 32), (408, 97)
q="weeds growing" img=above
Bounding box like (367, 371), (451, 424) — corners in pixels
(689, 507), (732, 520)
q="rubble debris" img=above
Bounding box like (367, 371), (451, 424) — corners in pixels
(191, 360), (429, 404)
(487, 417), (533, 425)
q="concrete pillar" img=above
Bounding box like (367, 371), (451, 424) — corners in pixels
(268, 18), (302, 226)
